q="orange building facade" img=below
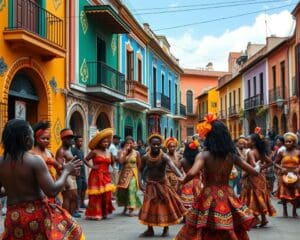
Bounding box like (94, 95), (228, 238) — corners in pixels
(180, 68), (226, 140)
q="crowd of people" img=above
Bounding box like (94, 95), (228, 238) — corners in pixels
(0, 116), (299, 239)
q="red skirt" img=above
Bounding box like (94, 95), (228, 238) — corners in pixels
(175, 185), (254, 240)
(1, 198), (84, 240)
(181, 175), (201, 209)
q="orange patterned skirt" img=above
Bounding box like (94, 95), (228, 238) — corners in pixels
(276, 175), (300, 201)
(181, 175), (201, 209)
(1, 198), (84, 240)
(139, 179), (187, 227)
(175, 185), (254, 240)
(166, 170), (179, 192)
(240, 174), (276, 216)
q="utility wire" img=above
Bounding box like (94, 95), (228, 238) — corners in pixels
(134, 0), (289, 15)
(133, 0), (284, 11)
(153, 3), (296, 31)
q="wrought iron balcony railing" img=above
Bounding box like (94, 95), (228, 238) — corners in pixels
(86, 61), (125, 94)
(180, 104), (186, 116)
(7, 0), (64, 48)
(244, 94), (264, 110)
(228, 105), (240, 117)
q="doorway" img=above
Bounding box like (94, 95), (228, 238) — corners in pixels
(96, 112), (110, 130)
(70, 111), (84, 136)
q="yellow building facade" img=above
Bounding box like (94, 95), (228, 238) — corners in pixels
(218, 74), (243, 140)
(196, 87), (219, 122)
(0, 0), (66, 151)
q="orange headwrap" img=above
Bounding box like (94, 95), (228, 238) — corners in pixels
(164, 137), (178, 148)
(196, 113), (218, 138)
(189, 139), (200, 150)
(35, 129), (50, 138)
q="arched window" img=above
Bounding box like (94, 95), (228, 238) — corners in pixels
(186, 90), (193, 114)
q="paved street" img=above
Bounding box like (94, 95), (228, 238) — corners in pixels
(1, 198), (299, 240)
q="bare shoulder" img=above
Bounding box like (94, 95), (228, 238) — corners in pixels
(24, 152), (44, 165)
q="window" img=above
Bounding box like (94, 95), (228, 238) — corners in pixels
(138, 58), (142, 83)
(126, 50), (134, 80)
(272, 66), (276, 89)
(259, 73), (264, 95)
(162, 74), (165, 95)
(233, 90), (236, 106)
(247, 80), (251, 98)
(238, 88), (241, 107)
(280, 61), (285, 99)
(225, 94), (227, 114)
(220, 97), (223, 111)
(253, 76), (257, 96)
(229, 92), (232, 108)
(186, 127), (194, 137)
(186, 90), (193, 114)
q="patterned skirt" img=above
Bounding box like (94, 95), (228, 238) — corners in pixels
(1, 198), (84, 240)
(166, 170), (179, 192)
(181, 176), (201, 209)
(276, 175), (300, 201)
(139, 179), (187, 227)
(240, 174), (276, 216)
(117, 176), (142, 209)
(175, 185), (254, 240)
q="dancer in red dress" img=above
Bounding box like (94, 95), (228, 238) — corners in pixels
(175, 114), (258, 240)
(85, 128), (116, 220)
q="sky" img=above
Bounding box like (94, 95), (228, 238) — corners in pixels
(122, 0), (297, 71)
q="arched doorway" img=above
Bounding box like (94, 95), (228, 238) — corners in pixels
(249, 119), (256, 134)
(137, 121), (142, 141)
(292, 113), (298, 133)
(69, 111), (84, 136)
(8, 71), (41, 124)
(272, 116), (279, 135)
(124, 116), (133, 137)
(280, 114), (287, 134)
(96, 112), (110, 130)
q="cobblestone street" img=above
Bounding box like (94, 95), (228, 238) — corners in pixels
(1, 198), (299, 240)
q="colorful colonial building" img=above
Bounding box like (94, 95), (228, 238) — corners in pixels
(116, 5), (150, 141)
(66, 0), (130, 147)
(180, 67), (226, 140)
(143, 24), (184, 140)
(196, 87), (219, 123)
(0, 0), (66, 150)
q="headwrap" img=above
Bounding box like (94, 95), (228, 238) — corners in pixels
(60, 129), (74, 139)
(147, 133), (164, 144)
(283, 132), (298, 146)
(35, 129), (50, 138)
(254, 126), (263, 139)
(196, 113), (218, 138)
(238, 137), (248, 145)
(164, 137), (178, 148)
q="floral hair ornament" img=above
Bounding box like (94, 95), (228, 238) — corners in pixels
(189, 139), (200, 150)
(254, 126), (264, 139)
(196, 113), (218, 138)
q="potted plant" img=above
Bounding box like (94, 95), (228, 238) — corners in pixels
(255, 106), (268, 117)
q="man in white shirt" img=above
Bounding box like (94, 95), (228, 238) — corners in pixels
(109, 135), (121, 187)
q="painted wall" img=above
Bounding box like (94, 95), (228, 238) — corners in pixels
(243, 60), (268, 104)
(78, 1), (119, 85)
(207, 88), (219, 114)
(181, 74), (218, 112)
(0, 0), (66, 151)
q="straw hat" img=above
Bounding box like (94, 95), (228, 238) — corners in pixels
(88, 128), (113, 150)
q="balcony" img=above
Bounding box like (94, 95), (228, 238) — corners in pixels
(173, 103), (186, 120)
(244, 94), (264, 110)
(122, 80), (149, 110)
(84, 61), (126, 102)
(291, 77), (298, 97)
(218, 110), (227, 120)
(149, 93), (170, 115)
(228, 105), (240, 117)
(269, 86), (287, 106)
(3, 0), (65, 60)
(198, 112), (207, 122)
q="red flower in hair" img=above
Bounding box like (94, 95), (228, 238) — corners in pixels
(196, 113), (217, 138)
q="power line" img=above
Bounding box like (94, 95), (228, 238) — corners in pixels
(134, 0), (289, 15)
(133, 0), (263, 11)
(153, 3), (296, 31)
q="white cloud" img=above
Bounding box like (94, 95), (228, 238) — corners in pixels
(168, 10), (295, 71)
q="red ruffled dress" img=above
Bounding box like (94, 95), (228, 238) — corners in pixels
(85, 155), (116, 220)
(176, 168), (255, 240)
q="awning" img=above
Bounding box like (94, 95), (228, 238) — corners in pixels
(84, 5), (130, 34)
